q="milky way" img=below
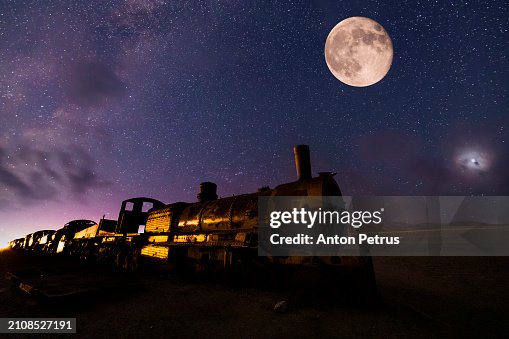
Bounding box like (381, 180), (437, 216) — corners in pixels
(0, 1), (508, 242)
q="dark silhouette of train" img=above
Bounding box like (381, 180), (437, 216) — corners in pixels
(9, 146), (375, 289)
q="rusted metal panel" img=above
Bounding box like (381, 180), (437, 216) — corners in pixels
(231, 195), (258, 230)
(141, 245), (169, 260)
(74, 224), (99, 239)
(200, 196), (236, 231)
(177, 204), (202, 233)
(146, 206), (172, 233)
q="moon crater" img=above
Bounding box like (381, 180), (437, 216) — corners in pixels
(325, 17), (393, 87)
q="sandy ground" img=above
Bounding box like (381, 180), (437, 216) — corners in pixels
(0, 249), (508, 338)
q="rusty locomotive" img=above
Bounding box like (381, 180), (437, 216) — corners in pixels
(9, 145), (375, 289)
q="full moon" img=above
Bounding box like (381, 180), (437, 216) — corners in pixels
(324, 17), (393, 87)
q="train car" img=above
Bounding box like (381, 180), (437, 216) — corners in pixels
(23, 233), (34, 250)
(43, 229), (66, 253)
(9, 238), (25, 249)
(136, 145), (375, 287)
(30, 230), (56, 252)
(43, 220), (97, 254)
(9, 145), (376, 293)
(69, 198), (164, 266)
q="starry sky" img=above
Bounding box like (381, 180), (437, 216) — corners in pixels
(1, 0), (508, 244)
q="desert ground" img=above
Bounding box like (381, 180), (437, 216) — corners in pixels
(0, 249), (508, 338)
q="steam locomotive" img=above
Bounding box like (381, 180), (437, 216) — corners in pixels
(9, 146), (375, 288)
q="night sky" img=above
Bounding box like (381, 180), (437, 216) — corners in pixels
(1, 0), (508, 244)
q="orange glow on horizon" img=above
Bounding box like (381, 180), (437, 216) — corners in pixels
(0, 240), (10, 251)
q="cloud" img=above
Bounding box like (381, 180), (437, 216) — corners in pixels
(0, 3), (121, 212)
(407, 155), (452, 193)
(0, 163), (32, 198)
(357, 130), (421, 163)
(0, 147), (59, 202)
(56, 147), (106, 194)
(67, 61), (126, 107)
(0, 138), (110, 208)
(352, 125), (509, 195)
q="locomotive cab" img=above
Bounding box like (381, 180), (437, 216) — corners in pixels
(116, 198), (165, 234)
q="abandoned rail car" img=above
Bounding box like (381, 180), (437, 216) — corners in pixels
(9, 238), (25, 249)
(137, 145), (373, 281)
(9, 146), (376, 290)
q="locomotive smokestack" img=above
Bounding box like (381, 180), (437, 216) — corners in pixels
(294, 145), (312, 180)
(197, 182), (218, 202)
